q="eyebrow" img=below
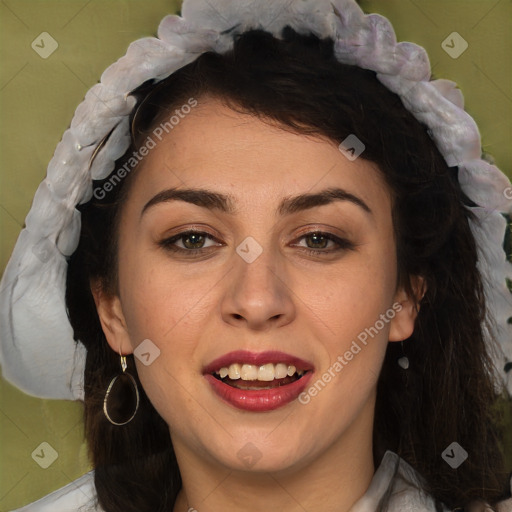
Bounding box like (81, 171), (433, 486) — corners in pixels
(140, 186), (372, 219)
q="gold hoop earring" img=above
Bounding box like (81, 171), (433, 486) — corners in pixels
(103, 355), (140, 426)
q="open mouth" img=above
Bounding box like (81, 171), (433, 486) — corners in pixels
(204, 352), (314, 411)
(211, 363), (309, 390)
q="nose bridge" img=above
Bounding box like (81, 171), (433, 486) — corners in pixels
(235, 234), (283, 303)
(221, 233), (295, 328)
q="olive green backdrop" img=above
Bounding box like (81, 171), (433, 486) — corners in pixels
(0, 1), (511, 510)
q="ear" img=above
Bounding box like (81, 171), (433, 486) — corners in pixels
(388, 276), (426, 342)
(90, 278), (133, 355)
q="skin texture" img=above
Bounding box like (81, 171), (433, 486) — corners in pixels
(92, 98), (422, 512)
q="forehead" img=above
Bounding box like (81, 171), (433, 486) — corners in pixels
(124, 97), (392, 219)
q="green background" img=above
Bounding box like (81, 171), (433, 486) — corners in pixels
(0, 1), (511, 509)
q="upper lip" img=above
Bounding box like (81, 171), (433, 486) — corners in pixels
(203, 350), (315, 375)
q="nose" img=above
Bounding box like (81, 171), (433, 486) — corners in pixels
(220, 242), (296, 331)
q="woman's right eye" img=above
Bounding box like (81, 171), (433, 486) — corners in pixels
(159, 230), (222, 256)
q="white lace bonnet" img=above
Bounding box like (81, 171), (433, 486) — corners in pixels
(0, 0), (511, 401)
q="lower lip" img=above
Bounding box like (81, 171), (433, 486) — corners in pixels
(204, 372), (313, 412)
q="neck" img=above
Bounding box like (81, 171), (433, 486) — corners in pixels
(172, 400), (376, 512)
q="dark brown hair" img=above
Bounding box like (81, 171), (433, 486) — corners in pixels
(66, 26), (512, 511)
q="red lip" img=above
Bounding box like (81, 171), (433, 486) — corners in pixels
(204, 372), (313, 412)
(203, 350), (314, 412)
(203, 350), (314, 374)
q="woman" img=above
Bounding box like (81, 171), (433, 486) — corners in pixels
(1, 1), (511, 511)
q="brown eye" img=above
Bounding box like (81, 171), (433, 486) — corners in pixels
(159, 230), (221, 254)
(292, 231), (355, 255)
(304, 232), (331, 250)
(180, 232), (207, 249)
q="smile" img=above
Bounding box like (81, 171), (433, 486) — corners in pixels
(203, 350), (314, 412)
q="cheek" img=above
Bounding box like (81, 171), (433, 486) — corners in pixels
(298, 245), (397, 390)
(117, 260), (210, 424)
(116, 252), (217, 408)
(118, 251), (211, 344)
(303, 249), (396, 335)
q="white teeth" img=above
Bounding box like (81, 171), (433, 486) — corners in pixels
(274, 363), (288, 379)
(215, 362), (305, 381)
(258, 363), (275, 381)
(228, 363), (241, 379)
(240, 364), (258, 380)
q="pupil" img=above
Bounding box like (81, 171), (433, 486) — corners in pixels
(184, 233), (204, 249)
(308, 233), (327, 249)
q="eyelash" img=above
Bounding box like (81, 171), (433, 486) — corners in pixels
(158, 230), (354, 258)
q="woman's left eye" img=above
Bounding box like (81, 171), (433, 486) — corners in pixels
(291, 231), (355, 255)
(158, 230), (354, 257)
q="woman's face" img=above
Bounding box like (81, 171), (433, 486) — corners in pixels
(95, 97), (419, 474)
